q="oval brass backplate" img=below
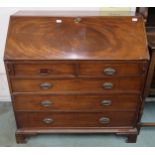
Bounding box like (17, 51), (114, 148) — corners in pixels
(74, 17), (81, 23)
(40, 82), (53, 90)
(104, 67), (116, 76)
(43, 118), (54, 124)
(41, 100), (53, 107)
(101, 100), (112, 106)
(102, 82), (114, 89)
(99, 117), (110, 124)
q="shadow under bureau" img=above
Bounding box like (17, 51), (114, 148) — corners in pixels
(4, 11), (149, 143)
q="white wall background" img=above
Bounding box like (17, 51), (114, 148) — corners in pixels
(0, 7), (135, 102)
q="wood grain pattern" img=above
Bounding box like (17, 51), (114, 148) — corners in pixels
(4, 13), (149, 61)
(11, 77), (143, 93)
(16, 111), (137, 128)
(12, 63), (76, 77)
(7, 61), (148, 78)
(13, 94), (140, 111)
(79, 61), (147, 77)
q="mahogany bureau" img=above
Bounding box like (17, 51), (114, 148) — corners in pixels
(4, 11), (149, 143)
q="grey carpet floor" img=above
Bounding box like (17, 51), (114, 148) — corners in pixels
(0, 102), (155, 147)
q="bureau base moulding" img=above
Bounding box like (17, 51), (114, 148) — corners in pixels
(15, 128), (138, 144)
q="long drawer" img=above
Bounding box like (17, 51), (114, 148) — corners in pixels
(11, 78), (143, 93)
(16, 111), (137, 128)
(13, 94), (140, 111)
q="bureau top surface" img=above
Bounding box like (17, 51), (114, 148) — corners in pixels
(4, 11), (149, 61)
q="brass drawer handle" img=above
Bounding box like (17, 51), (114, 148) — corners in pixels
(74, 17), (81, 23)
(99, 117), (110, 124)
(102, 82), (113, 89)
(40, 82), (53, 90)
(104, 67), (116, 76)
(43, 118), (54, 124)
(41, 100), (53, 107)
(40, 69), (52, 76)
(101, 100), (112, 106)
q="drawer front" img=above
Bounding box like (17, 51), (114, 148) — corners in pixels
(16, 111), (137, 128)
(13, 94), (140, 111)
(80, 62), (146, 77)
(10, 63), (75, 77)
(11, 78), (143, 93)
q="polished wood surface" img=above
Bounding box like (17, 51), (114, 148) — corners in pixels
(11, 77), (143, 93)
(4, 12), (149, 61)
(12, 63), (76, 77)
(13, 94), (140, 111)
(4, 11), (149, 143)
(79, 62), (147, 77)
(7, 61), (147, 77)
(16, 111), (137, 128)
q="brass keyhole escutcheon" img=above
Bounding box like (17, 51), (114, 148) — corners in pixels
(74, 17), (81, 23)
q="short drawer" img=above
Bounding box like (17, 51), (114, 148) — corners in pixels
(9, 63), (76, 77)
(16, 111), (137, 128)
(11, 78), (143, 93)
(13, 94), (140, 111)
(79, 62), (147, 77)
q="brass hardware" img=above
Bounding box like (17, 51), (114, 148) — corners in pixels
(99, 117), (110, 124)
(40, 69), (52, 76)
(41, 100), (53, 107)
(43, 118), (54, 124)
(104, 67), (116, 76)
(74, 17), (81, 23)
(40, 82), (53, 90)
(102, 82), (113, 89)
(101, 100), (112, 106)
